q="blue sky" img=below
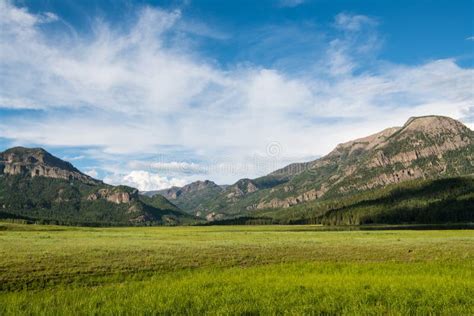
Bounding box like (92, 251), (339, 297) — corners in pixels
(0, 0), (473, 190)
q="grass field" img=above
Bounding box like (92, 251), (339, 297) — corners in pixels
(0, 223), (473, 315)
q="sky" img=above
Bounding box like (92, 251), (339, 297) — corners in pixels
(0, 0), (473, 190)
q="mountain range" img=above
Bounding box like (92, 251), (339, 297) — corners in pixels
(1, 115), (472, 225)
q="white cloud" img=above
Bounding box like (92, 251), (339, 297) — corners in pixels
(0, 3), (472, 186)
(104, 170), (187, 191)
(84, 169), (98, 178)
(244, 69), (312, 110)
(41, 12), (58, 23)
(334, 12), (377, 32)
(128, 160), (207, 174)
(63, 155), (85, 161)
(278, 0), (305, 8)
(466, 36), (474, 41)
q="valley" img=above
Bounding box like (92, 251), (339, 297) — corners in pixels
(1, 2), (473, 314)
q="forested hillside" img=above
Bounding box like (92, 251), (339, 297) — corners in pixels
(235, 176), (474, 225)
(0, 147), (192, 226)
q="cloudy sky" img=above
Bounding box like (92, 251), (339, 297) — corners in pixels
(1, 0), (473, 190)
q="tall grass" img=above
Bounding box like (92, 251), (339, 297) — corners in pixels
(0, 223), (472, 314)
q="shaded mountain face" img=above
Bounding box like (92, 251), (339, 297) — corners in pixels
(0, 148), (190, 226)
(183, 116), (473, 217)
(218, 176), (474, 226)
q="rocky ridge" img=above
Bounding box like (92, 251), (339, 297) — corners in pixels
(0, 147), (100, 185)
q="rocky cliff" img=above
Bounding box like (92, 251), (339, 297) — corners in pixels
(87, 187), (139, 204)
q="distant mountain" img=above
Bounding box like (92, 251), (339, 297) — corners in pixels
(0, 147), (192, 226)
(173, 116), (473, 221)
(144, 180), (224, 217)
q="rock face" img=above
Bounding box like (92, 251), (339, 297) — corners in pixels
(225, 179), (259, 201)
(205, 212), (224, 222)
(87, 188), (139, 204)
(0, 147), (100, 185)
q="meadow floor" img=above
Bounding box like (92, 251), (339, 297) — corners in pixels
(0, 223), (473, 315)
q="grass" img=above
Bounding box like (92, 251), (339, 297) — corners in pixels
(0, 223), (473, 314)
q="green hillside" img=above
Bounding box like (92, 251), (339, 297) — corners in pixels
(151, 180), (224, 215)
(0, 174), (191, 226)
(240, 176), (474, 225)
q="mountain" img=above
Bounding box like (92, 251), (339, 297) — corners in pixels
(144, 180), (224, 217)
(0, 147), (192, 226)
(173, 116), (473, 220)
(251, 115), (472, 209)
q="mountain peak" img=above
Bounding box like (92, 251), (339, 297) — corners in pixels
(3, 146), (48, 156)
(401, 115), (469, 134)
(180, 180), (221, 194)
(150, 180), (222, 200)
(329, 127), (401, 159)
(0, 146), (100, 185)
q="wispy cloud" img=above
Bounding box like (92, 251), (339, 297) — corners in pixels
(128, 160), (208, 174)
(84, 169), (98, 178)
(62, 155), (85, 161)
(466, 36), (474, 41)
(334, 12), (378, 32)
(278, 0), (306, 8)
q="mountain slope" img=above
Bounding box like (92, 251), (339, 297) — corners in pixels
(251, 176), (474, 225)
(256, 115), (473, 208)
(0, 147), (192, 226)
(189, 116), (473, 218)
(145, 180), (224, 216)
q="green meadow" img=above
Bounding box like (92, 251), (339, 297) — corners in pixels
(0, 223), (473, 315)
